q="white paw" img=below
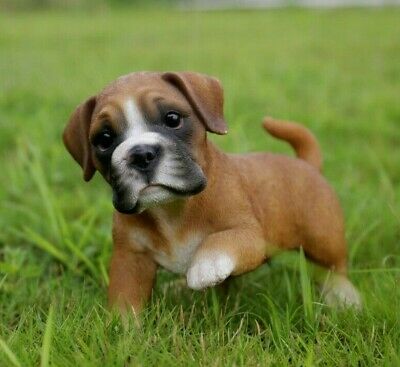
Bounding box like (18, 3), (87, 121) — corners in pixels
(186, 253), (235, 290)
(322, 275), (362, 310)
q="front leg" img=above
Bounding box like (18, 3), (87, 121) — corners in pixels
(187, 228), (266, 290)
(108, 245), (157, 314)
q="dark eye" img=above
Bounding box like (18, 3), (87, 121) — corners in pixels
(164, 111), (183, 129)
(93, 130), (114, 151)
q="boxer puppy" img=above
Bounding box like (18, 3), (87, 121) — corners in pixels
(63, 71), (361, 313)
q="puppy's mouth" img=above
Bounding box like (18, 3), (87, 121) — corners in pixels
(112, 181), (207, 215)
(145, 181), (206, 196)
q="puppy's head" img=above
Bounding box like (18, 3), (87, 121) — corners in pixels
(63, 72), (227, 214)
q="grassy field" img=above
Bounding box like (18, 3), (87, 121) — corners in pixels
(1, 7), (400, 366)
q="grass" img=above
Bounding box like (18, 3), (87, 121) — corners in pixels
(1, 7), (400, 366)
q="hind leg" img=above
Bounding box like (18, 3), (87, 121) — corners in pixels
(318, 271), (361, 309)
(302, 233), (362, 309)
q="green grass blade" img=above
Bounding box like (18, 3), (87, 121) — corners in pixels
(27, 147), (61, 240)
(64, 238), (99, 279)
(21, 227), (68, 265)
(40, 305), (54, 367)
(0, 338), (21, 367)
(299, 248), (313, 324)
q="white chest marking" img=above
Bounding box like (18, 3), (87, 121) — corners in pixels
(129, 229), (203, 274)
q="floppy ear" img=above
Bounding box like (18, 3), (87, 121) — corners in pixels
(162, 72), (228, 135)
(63, 96), (97, 181)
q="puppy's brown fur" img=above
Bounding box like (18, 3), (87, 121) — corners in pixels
(63, 72), (361, 313)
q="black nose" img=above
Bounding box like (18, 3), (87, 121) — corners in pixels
(128, 144), (161, 171)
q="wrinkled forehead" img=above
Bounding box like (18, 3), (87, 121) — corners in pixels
(92, 73), (191, 130)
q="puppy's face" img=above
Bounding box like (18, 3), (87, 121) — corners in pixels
(63, 72), (227, 214)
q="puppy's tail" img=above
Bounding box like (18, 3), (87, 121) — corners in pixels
(262, 117), (322, 171)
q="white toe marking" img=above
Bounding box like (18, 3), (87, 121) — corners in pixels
(321, 274), (362, 310)
(187, 253), (235, 290)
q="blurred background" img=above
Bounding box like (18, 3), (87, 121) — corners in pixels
(1, 0), (399, 366)
(0, 0), (400, 10)
(1, 0), (400, 10)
